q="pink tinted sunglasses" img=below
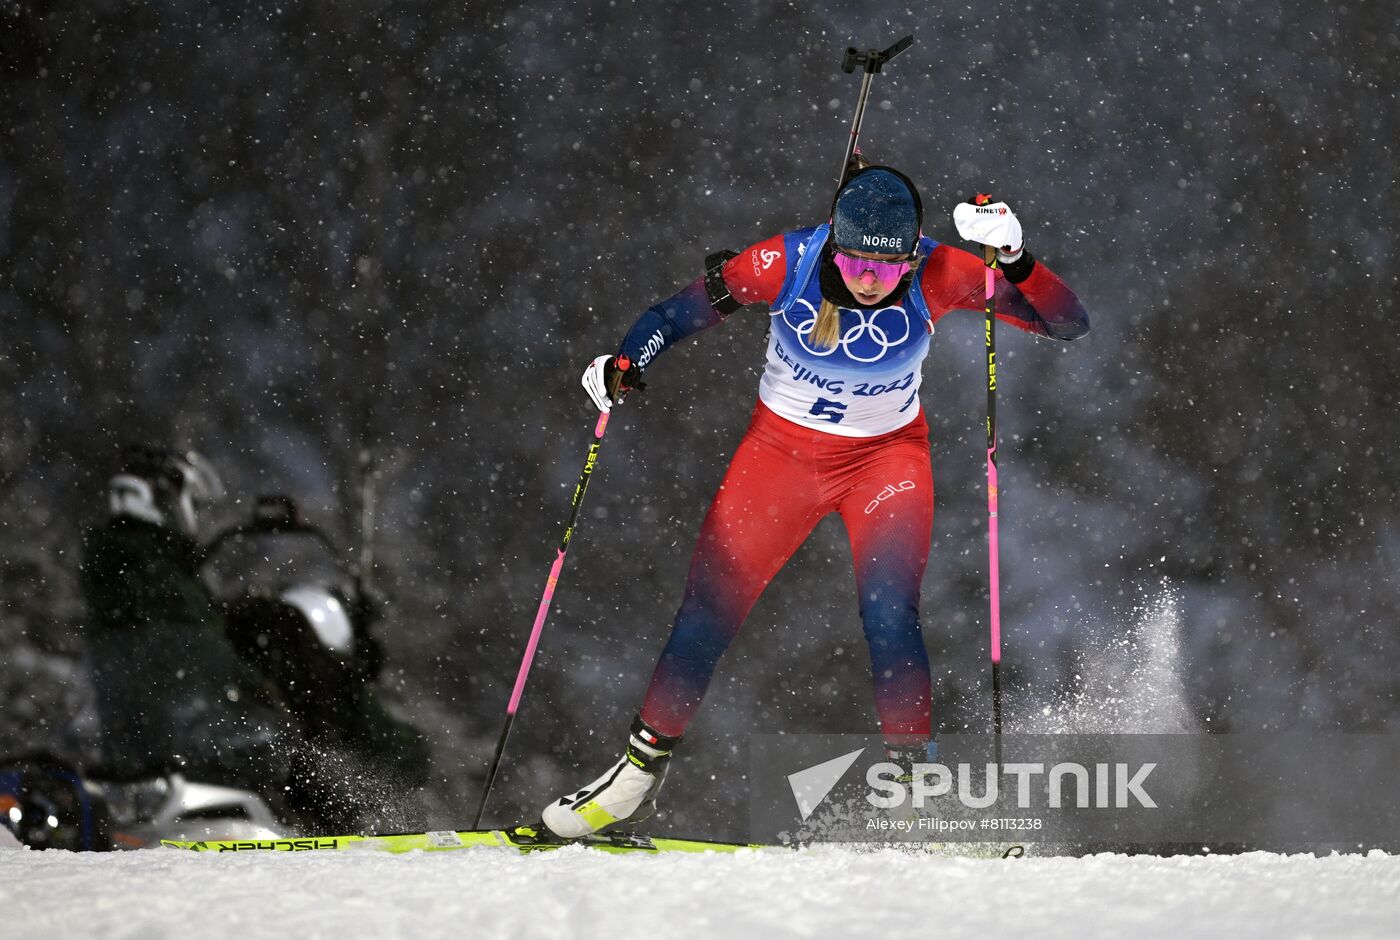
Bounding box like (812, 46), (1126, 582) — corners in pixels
(832, 246), (914, 293)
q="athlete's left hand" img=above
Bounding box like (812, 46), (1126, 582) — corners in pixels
(953, 194), (1024, 262)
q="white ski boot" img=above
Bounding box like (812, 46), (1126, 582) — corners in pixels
(541, 716), (680, 838)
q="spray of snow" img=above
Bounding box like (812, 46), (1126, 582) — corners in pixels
(278, 735), (426, 834)
(1022, 587), (1197, 734)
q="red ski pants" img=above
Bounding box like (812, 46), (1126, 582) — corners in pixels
(640, 400), (934, 742)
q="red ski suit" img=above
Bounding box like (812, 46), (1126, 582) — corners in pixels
(617, 227), (1089, 741)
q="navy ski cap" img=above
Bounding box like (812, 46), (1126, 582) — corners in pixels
(831, 166), (922, 256)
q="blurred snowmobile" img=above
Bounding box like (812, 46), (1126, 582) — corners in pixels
(203, 494), (387, 722)
(2, 450), (426, 850)
(0, 754), (284, 850)
(201, 491), (431, 833)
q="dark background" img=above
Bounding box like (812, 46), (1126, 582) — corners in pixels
(1, 1), (1396, 838)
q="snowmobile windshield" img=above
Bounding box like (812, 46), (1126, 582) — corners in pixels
(179, 450), (224, 504)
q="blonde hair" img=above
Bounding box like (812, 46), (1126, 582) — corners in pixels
(810, 299), (841, 351)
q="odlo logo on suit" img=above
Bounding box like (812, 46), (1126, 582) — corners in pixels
(865, 480), (916, 515)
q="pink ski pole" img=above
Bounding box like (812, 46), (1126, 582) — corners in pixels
(981, 237), (1005, 755)
(472, 359), (630, 828)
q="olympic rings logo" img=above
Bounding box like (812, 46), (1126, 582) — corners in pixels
(781, 298), (913, 362)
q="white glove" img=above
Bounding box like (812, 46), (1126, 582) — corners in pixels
(581, 354), (615, 413)
(953, 197), (1024, 263)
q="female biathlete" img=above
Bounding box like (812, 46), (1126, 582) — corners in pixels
(541, 164), (1089, 838)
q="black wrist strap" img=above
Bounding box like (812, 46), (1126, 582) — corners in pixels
(704, 249), (742, 316)
(1001, 249), (1036, 284)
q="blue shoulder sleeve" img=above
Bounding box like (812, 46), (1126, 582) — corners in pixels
(616, 277), (725, 371)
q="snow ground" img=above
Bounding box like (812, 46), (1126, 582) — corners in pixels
(2, 846), (1397, 940)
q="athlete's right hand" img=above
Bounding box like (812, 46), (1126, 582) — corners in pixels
(581, 355), (645, 412)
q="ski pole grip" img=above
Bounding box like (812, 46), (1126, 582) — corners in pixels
(606, 355), (633, 403)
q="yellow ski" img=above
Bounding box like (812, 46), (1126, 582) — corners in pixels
(162, 825), (759, 855)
